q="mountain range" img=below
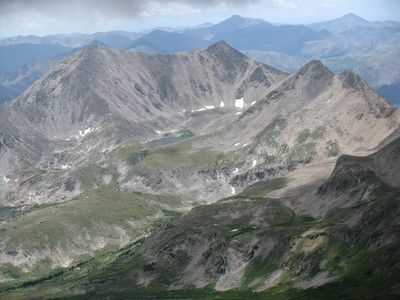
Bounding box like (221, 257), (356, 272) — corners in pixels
(0, 13), (399, 106)
(0, 37), (399, 298)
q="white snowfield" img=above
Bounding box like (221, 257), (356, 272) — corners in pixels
(191, 98), (248, 112)
(3, 176), (10, 183)
(235, 97), (245, 109)
(73, 126), (101, 140)
(192, 105), (214, 112)
(79, 127), (94, 137)
(231, 186), (236, 195)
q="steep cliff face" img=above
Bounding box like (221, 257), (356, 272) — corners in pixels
(295, 137), (400, 217)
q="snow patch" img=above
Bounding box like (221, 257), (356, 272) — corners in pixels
(220, 101), (225, 107)
(79, 127), (94, 137)
(233, 168), (239, 174)
(191, 108), (206, 112)
(192, 105), (214, 112)
(327, 98), (331, 103)
(3, 176), (10, 183)
(252, 160), (257, 168)
(75, 127), (97, 139)
(250, 101), (256, 106)
(28, 191), (36, 201)
(242, 143), (249, 147)
(230, 229), (240, 232)
(235, 112), (242, 115)
(235, 97), (245, 109)
(61, 165), (71, 170)
(231, 186), (236, 195)
(234, 143), (240, 147)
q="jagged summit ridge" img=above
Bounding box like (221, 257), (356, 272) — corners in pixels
(224, 58), (400, 167)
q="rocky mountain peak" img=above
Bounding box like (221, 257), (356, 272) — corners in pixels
(205, 40), (242, 54)
(210, 15), (273, 34)
(79, 41), (115, 62)
(294, 59), (333, 80)
(204, 40), (246, 63)
(219, 15), (271, 29)
(308, 13), (371, 33)
(341, 13), (370, 24)
(264, 59), (335, 104)
(339, 70), (362, 89)
(337, 69), (396, 115)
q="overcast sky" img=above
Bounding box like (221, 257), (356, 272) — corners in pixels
(0, 0), (399, 37)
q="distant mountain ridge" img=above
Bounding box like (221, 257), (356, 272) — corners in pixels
(309, 13), (371, 32)
(0, 31), (142, 48)
(1, 13), (399, 105)
(126, 30), (208, 53)
(180, 15), (273, 40)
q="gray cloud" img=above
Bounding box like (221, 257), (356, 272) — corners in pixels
(0, 0), (260, 18)
(189, 0), (260, 6)
(0, 0), (144, 17)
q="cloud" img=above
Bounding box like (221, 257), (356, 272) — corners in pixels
(188, 0), (260, 6)
(0, 0), (398, 37)
(0, 0), (260, 18)
(0, 0), (261, 36)
(143, 2), (202, 17)
(0, 0), (145, 18)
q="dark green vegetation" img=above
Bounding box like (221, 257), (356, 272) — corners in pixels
(0, 186), (182, 282)
(1, 138), (400, 299)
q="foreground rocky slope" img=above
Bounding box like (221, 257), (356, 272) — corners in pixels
(0, 42), (399, 286)
(2, 137), (399, 299)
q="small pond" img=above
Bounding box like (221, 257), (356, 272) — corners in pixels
(147, 135), (191, 147)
